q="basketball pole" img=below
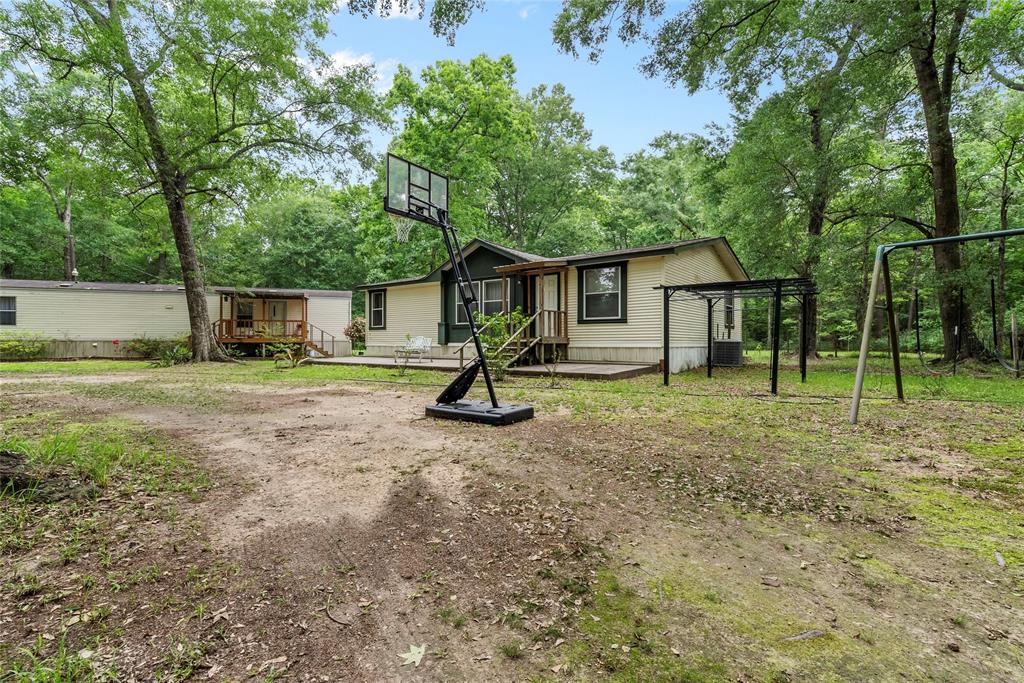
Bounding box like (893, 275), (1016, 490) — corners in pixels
(437, 209), (500, 408)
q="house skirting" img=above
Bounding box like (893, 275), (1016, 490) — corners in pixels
(18, 340), (149, 360)
(568, 345), (706, 372)
(10, 338), (352, 361)
(365, 343), (708, 372)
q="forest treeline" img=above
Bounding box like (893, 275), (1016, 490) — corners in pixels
(1, 0), (1022, 359)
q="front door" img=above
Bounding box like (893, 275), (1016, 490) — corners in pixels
(535, 273), (561, 337)
(267, 300), (287, 337)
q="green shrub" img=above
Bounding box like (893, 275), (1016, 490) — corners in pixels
(125, 335), (189, 359)
(267, 339), (307, 369)
(0, 330), (50, 360)
(151, 344), (192, 367)
(475, 308), (532, 381)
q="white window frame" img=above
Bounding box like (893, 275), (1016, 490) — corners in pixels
(582, 266), (622, 321)
(481, 279), (506, 316)
(369, 290), (386, 329)
(0, 296), (15, 326)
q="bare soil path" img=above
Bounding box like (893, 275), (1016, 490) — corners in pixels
(2, 364), (1022, 681)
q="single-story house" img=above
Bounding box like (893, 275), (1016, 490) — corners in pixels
(0, 279), (352, 359)
(359, 237), (747, 372)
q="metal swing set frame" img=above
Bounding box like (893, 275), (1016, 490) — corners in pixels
(849, 226), (1024, 425)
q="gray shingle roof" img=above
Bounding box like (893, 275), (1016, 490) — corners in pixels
(0, 279), (351, 298)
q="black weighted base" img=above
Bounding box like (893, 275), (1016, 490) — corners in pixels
(426, 400), (534, 426)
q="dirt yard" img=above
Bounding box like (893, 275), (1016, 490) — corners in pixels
(1, 359), (1022, 681)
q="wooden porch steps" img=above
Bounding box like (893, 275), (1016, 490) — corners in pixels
(305, 340), (333, 358)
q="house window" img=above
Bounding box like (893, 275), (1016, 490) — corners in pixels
(0, 296), (14, 325)
(724, 292), (735, 338)
(236, 300), (254, 331)
(482, 279), (506, 315)
(455, 282), (480, 325)
(369, 290), (386, 329)
(579, 264), (626, 323)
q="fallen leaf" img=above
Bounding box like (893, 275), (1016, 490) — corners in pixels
(399, 644), (427, 667)
(783, 629), (826, 642)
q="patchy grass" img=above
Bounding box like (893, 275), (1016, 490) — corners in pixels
(1, 418), (208, 495)
(0, 359), (145, 375)
(554, 570), (726, 682)
(2, 357), (1022, 680)
(899, 482), (1024, 567)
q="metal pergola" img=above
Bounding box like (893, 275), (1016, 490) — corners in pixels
(656, 277), (818, 395)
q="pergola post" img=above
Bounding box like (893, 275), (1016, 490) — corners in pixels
(706, 298), (714, 378)
(800, 293), (807, 383)
(770, 279), (782, 395)
(663, 287), (671, 386)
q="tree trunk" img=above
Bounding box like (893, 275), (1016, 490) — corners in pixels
(799, 31), (856, 360)
(804, 107), (827, 359)
(103, 5), (226, 361)
(62, 182), (76, 281)
(906, 0), (984, 359)
(156, 250), (168, 280)
(35, 172), (77, 281)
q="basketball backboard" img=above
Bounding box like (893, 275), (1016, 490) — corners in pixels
(385, 153), (448, 226)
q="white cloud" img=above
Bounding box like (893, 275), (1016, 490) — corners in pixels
(518, 6), (531, 19)
(327, 50), (400, 93)
(380, 0), (419, 20)
(329, 48), (375, 70)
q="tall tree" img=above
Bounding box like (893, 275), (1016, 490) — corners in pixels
(489, 84), (614, 253)
(0, 74), (98, 280)
(3, 0), (386, 360)
(546, 0), (1018, 359)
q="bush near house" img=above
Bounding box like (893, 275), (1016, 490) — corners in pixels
(124, 336), (190, 359)
(344, 317), (366, 350)
(475, 309), (531, 381)
(0, 330), (50, 360)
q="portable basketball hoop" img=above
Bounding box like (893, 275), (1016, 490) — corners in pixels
(383, 153), (533, 426)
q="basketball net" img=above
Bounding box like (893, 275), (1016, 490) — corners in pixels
(391, 215), (415, 243)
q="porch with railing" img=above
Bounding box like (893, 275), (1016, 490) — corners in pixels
(215, 319), (338, 357)
(216, 318), (305, 340)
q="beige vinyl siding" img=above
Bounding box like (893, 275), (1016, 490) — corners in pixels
(566, 255), (665, 350)
(364, 282), (441, 354)
(0, 286), (218, 340)
(307, 296), (351, 339)
(663, 245), (743, 345)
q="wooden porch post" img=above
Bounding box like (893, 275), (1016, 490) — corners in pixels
(562, 268), (568, 338)
(302, 297), (308, 340)
(538, 271), (545, 338)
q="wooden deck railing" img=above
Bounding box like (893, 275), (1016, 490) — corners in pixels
(216, 319), (306, 340)
(538, 309), (568, 339)
(304, 322), (337, 356)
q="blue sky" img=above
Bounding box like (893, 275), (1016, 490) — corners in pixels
(326, 1), (733, 162)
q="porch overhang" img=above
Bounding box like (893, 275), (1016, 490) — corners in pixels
(494, 260), (568, 275)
